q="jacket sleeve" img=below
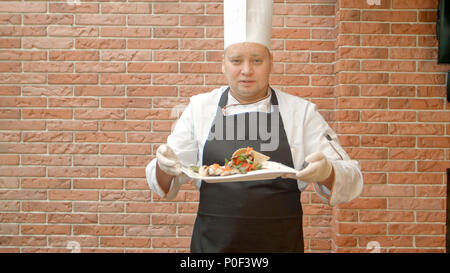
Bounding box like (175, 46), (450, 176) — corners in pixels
(303, 104), (363, 206)
(145, 101), (198, 200)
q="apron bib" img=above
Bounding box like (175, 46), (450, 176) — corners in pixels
(190, 88), (303, 253)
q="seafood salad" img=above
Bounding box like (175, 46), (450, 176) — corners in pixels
(189, 147), (270, 177)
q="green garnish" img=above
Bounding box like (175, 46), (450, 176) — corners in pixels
(190, 165), (200, 173)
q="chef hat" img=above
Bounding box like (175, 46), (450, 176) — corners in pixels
(223, 0), (273, 50)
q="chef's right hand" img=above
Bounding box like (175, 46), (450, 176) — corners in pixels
(156, 144), (181, 176)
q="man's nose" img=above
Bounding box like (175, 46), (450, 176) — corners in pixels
(241, 61), (253, 75)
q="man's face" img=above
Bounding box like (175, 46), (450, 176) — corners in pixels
(222, 42), (273, 102)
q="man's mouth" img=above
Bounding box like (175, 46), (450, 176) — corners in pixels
(240, 80), (255, 84)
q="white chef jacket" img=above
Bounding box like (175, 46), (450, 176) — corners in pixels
(146, 86), (363, 206)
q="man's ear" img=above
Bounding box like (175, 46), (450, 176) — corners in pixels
(269, 52), (274, 73)
(222, 57), (225, 74)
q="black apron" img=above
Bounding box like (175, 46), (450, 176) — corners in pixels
(190, 88), (303, 253)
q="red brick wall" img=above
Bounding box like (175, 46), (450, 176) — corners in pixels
(0, 0), (448, 253)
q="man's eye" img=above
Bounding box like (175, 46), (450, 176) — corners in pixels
(231, 60), (241, 64)
(253, 59), (262, 63)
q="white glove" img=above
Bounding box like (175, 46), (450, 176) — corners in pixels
(156, 144), (181, 176)
(296, 152), (333, 183)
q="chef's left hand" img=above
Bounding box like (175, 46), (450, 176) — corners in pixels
(296, 152), (333, 183)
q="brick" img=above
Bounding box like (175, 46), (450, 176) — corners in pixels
(361, 111), (416, 122)
(75, 132), (125, 143)
(286, 16), (335, 27)
(101, 98), (151, 108)
(73, 202), (124, 213)
(74, 109), (124, 120)
(22, 225), (71, 235)
(418, 137), (450, 148)
(74, 225), (123, 236)
(101, 3), (152, 14)
(47, 120), (98, 131)
(49, 3), (98, 13)
(339, 47), (388, 59)
(180, 63), (221, 73)
(100, 121), (150, 131)
(0, 109), (20, 119)
(392, 0), (438, 9)
(101, 74), (151, 84)
(152, 237), (190, 249)
(361, 185), (414, 197)
(0, 189), (46, 200)
(388, 198), (443, 210)
(362, 11), (417, 22)
(337, 98), (388, 109)
(416, 186), (446, 198)
(48, 26), (98, 37)
(389, 173), (444, 184)
(75, 86), (125, 96)
(341, 0), (391, 9)
(361, 60), (416, 71)
(21, 179), (71, 189)
(48, 213), (98, 224)
(338, 72), (388, 84)
(0, 236), (46, 247)
(361, 161), (415, 172)
(0, 167), (46, 177)
(359, 236), (413, 248)
(125, 225), (176, 237)
(338, 123), (387, 134)
(388, 224), (444, 235)
(48, 74), (98, 84)
(73, 156), (124, 167)
(128, 62), (178, 73)
(100, 168), (145, 178)
(0, 2), (46, 13)
(22, 109), (73, 120)
(50, 50), (99, 61)
(0, 62), (21, 72)
(0, 155), (19, 165)
(418, 161), (450, 172)
(23, 62), (73, 73)
(389, 149), (444, 160)
(389, 124), (444, 135)
(21, 155), (72, 166)
(101, 144), (151, 155)
(0, 143), (47, 154)
(389, 99), (444, 110)
(75, 62), (126, 73)
(23, 38), (73, 49)
(76, 39), (126, 49)
(336, 223), (387, 235)
(390, 73), (445, 85)
(99, 214), (149, 225)
(0, 74), (46, 84)
(154, 3), (204, 14)
(390, 48), (437, 60)
(286, 40), (335, 51)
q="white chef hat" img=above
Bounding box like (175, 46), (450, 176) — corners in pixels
(223, 0), (273, 50)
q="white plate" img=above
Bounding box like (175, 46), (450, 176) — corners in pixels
(181, 161), (299, 183)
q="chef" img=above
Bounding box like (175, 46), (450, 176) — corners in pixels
(146, 0), (363, 253)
